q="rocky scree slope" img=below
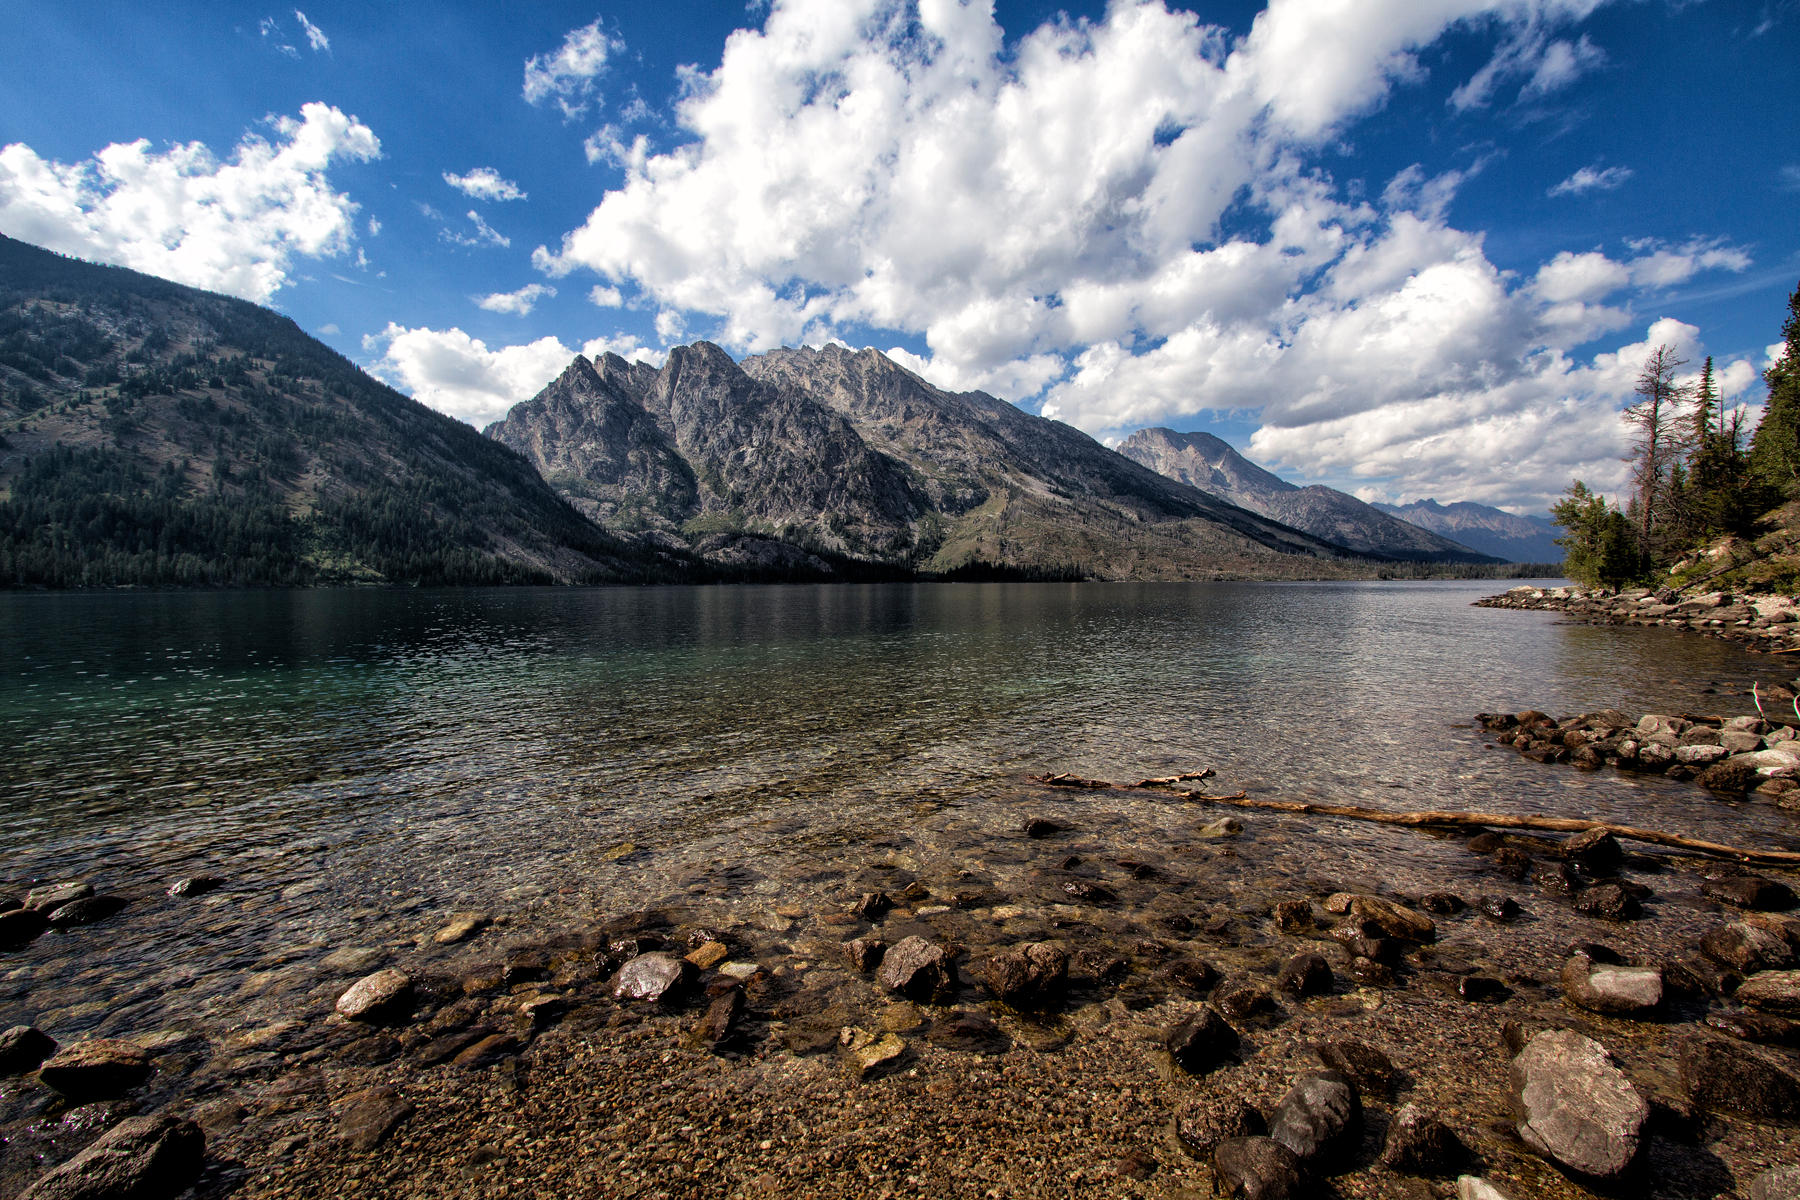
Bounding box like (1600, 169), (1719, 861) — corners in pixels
(1119, 427), (1495, 564)
(0, 234), (690, 587)
(492, 342), (1362, 580)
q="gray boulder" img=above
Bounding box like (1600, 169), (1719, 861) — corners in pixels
(1509, 1028), (1646, 1179)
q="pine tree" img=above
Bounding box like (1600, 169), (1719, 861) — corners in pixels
(1751, 280), (1800, 489)
(1623, 344), (1688, 547)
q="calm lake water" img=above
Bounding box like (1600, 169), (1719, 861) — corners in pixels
(3, 580), (1798, 1051)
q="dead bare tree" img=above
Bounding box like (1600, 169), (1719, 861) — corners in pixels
(1623, 344), (1690, 544)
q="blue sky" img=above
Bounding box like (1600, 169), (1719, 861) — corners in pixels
(1, 0), (1795, 513)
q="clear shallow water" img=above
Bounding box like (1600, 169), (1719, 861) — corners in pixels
(3, 580), (1798, 1047)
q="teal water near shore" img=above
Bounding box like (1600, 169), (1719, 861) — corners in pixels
(3, 580), (1797, 1046)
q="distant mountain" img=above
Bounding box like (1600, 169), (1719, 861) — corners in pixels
(0, 234), (691, 587)
(1373, 499), (1564, 564)
(1118, 428), (1497, 564)
(490, 342), (1365, 580)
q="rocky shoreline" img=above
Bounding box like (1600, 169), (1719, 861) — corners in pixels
(1476, 585), (1800, 655)
(5, 785), (1800, 1200)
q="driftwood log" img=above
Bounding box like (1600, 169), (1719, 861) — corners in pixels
(1030, 772), (1800, 867)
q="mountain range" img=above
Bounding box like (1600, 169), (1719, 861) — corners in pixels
(1116, 428), (1497, 563)
(1, 233), (1555, 587)
(1373, 499), (1564, 564)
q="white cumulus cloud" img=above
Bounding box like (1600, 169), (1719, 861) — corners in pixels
(523, 19), (624, 118)
(0, 102), (379, 303)
(443, 167), (526, 202)
(523, 0), (1756, 511)
(476, 283), (556, 315)
(364, 323), (658, 427)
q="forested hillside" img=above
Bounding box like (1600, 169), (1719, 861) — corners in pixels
(0, 235), (693, 587)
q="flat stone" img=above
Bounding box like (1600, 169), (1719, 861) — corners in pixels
(36, 1039), (153, 1102)
(1213, 1136), (1305, 1200)
(24, 882), (93, 912)
(1737, 969), (1800, 1015)
(685, 941), (730, 970)
(1678, 1033), (1800, 1118)
(1509, 1028), (1646, 1179)
(1268, 1070), (1360, 1163)
(335, 968), (414, 1023)
(1456, 1178), (1515, 1200)
(612, 953), (693, 1003)
(17, 1114), (203, 1200)
(928, 1010), (1008, 1052)
(697, 990), (743, 1048)
(875, 935), (953, 1001)
(1165, 1005), (1238, 1076)
(844, 1030), (905, 1079)
(336, 1086), (413, 1150)
(452, 1032), (521, 1068)
(1560, 956), (1662, 1016)
(431, 913), (488, 944)
(1702, 875), (1797, 911)
(0, 1025), (57, 1074)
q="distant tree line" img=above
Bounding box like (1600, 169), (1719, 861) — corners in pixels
(1554, 279), (1800, 588)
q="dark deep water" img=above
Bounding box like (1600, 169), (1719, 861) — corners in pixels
(3, 579), (1797, 1047)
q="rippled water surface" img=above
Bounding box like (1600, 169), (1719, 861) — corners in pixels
(4, 580), (1798, 1045)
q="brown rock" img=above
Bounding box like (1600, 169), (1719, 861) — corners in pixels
(336, 1086), (413, 1150)
(18, 1114), (203, 1200)
(36, 1040), (153, 1102)
(336, 969), (414, 1023)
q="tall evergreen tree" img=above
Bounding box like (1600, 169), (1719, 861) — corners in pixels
(1751, 280), (1800, 490)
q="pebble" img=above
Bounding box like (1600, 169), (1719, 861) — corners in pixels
(431, 913), (489, 944)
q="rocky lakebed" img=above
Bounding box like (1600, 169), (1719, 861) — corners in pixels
(4, 594), (1800, 1198)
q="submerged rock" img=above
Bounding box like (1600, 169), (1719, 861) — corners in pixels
(1749, 1166), (1800, 1200)
(0, 1024), (56, 1074)
(336, 1086), (414, 1151)
(981, 942), (1067, 1005)
(1277, 953), (1332, 997)
(167, 876), (224, 898)
(336, 969), (414, 1023)
(1324, 894), (1435, 942)
(24, 882), (93, 912)
(1561, 955), (1663, 1017)
(1172, 1100), (1264, 1160)
(843, 936), (885, 973)
(1380, 1103), (1466, 1176)
(1702, 874), (1797, 911)
(876, 935), (954, 1001)
(613, 953), (694, 1003)
(1315, 1040), (1398, 1096)
(18, 1114), (203, 1200)
(0, 906), (49, 949)
(1213, 1136), (1305, 1200)
(1701, 923), (1795, 973)
(1509, 1028), (1646, 1179)
(1678, 1033), (1800, 1118)
(1737, 969), (1800, 1015)
(37, 1039), (153, 1102)
(1165, 1006), (1238, 1076)
(1268, 1071), (1360, 1164)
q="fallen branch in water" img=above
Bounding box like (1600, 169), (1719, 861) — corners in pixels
(1029, 771), (1800, 866)
(1164, 792), (1800, 868)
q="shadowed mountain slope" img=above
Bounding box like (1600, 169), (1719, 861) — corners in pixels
(0, 234), (692, 587)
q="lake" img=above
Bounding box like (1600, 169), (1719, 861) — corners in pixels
(3, 579), (1797, 1054)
